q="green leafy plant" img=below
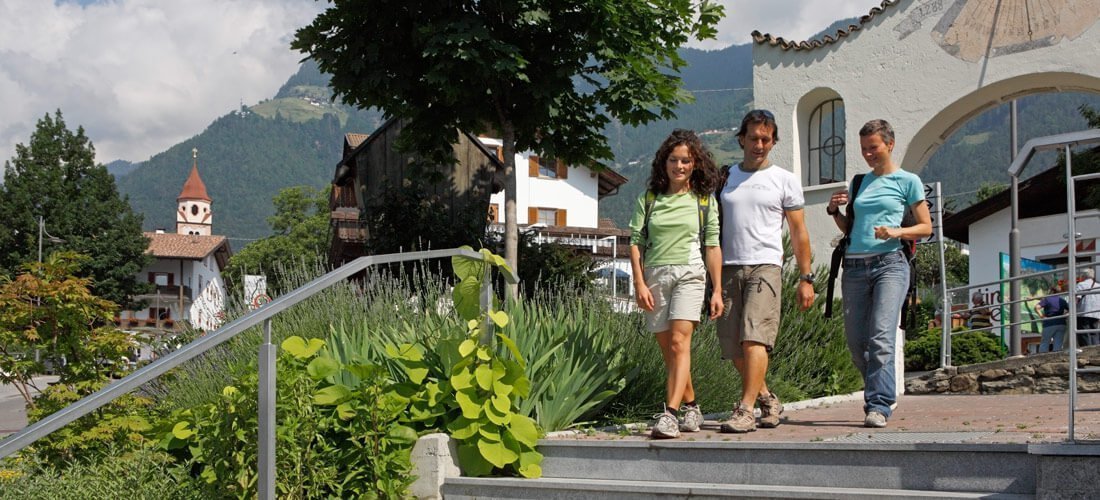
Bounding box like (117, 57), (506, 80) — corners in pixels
(155, 336), (417, 499)
(438, 247), (542, 477)
(505, 294), (629, 431)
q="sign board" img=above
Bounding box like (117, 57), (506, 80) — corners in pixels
(917, 182), (942, 245)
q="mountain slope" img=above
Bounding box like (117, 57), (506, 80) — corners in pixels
(116, 62), (385, 242)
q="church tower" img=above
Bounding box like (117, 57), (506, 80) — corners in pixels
(177, 148), (213, 236)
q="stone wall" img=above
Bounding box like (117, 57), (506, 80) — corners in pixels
(906, 346), (1100, 395)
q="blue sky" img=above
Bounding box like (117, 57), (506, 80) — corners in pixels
(0, 0), (877, 165)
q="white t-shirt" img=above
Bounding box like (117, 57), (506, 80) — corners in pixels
(1077, 277), (1100, 320)
(719, 163), (804, 266)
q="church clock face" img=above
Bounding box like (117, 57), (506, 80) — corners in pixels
(896, 0), (1100, 63)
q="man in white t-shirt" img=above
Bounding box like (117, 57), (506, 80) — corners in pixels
(1076, 268), (1100, 346)
(716, 109), (815, 433)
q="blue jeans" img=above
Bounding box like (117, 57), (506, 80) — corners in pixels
(841, 251), (909, 418)
(1039, 324), (1066, 352)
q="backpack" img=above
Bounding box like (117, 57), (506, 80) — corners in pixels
(824, 174), (919, 331)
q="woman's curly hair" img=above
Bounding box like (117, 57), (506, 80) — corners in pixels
(647, 129), (719, 198)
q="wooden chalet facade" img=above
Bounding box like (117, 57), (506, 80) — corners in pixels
(328, 119), (505, 264)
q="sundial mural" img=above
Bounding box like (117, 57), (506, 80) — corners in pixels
(895, 0), (1100, 63)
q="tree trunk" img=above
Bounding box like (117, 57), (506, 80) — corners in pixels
(501, 121), (519, 301)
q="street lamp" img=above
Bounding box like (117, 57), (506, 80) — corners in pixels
(38, 216), (64, 263)
(592, 235), (618, 300)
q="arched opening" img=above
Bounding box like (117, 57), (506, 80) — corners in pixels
(795, 87), (846, 187)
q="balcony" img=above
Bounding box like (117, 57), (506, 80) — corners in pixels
(136, 285), (193, 302)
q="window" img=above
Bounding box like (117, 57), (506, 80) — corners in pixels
(807, 98), (846, 185)
(537, 208), (556, 226)
(527, 155), (568, 180)
(191, 204), (199, 216)
(149, 308), (171, 320)
(528, 207), (567, 227)
(148, 272), (173, 286)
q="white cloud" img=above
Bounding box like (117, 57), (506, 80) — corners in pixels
(0, 0), (322, 164)
(691, 0), (881, 50)
(0, 0), (881, 165)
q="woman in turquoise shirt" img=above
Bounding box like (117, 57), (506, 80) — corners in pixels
(628, 129), (723, 439)
(826, 120), (931, 429)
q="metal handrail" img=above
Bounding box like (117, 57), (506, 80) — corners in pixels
(0, 248), (515, 499)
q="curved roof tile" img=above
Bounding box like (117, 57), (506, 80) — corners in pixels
(752, 0), (899, 51)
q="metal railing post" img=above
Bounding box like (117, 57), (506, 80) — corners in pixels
(1065, 145), (1079, 443)
(479, 265), (494, 346)
(258, 318), (276, 500)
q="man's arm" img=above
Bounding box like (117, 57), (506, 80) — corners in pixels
(785, 208), (815, 311)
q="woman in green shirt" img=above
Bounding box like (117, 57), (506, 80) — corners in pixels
(629, 129), (723, 439)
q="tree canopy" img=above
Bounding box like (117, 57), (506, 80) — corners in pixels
(224, 185), (331, 294)
(0, 111), (152, 308)
(293, 0), (724, 294)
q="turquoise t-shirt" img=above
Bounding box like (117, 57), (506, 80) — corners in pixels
(628, 191), (719, 267)
(846, 170), (925, 256)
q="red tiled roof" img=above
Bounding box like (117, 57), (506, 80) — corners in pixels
(177, 165), (211, 202)
(751, 0), (899, 51)
(145, 232), (229, 260)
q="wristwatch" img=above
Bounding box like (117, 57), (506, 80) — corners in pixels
(799, 272), (815, 284)
(826, 205), (840, 216)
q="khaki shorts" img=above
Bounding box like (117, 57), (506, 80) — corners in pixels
(717, 264), (782, 359)
(643, 263), (706, 332)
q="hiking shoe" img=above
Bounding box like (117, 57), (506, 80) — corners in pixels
(864, 411), (887, 428)
(719, 404), (756, 433)
(679, 404), (703, 432)
(651, 411), (680, 439)
(757, 393), (783, 428)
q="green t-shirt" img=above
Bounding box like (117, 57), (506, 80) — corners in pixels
(628, 191), (719, 267)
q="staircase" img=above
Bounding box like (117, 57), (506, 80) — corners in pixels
(442, 439), (1038, 499)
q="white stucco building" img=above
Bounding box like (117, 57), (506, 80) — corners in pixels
(749, 0), (1100, 265)
(118, 150), (231, 343)
(480, 137), (632, 303)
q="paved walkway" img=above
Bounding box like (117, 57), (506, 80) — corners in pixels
(6, 379), (1100, 445)
(0, 377), (57, 438)
(551, 392), (1100, 444)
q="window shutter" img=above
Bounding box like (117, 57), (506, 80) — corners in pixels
(496, 147), (503, 162)
(528, 207), (538, 224)
(555, 209), (567, 227)
(556, 159), (568, 179)
(528, 156), (539, 177)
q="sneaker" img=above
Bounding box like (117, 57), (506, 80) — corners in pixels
(679, 404), (702, 432)
(719, 404), (756, 433)
(864, 411), (887, 428)
(651, 411), (680, 439)
(757, 393), (783, 428)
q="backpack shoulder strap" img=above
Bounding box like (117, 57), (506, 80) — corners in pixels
(825, 174), (865, 318)
(697, 194), (710, 256)
(640, 190), (657, 246)
(844, 174), (866, 238)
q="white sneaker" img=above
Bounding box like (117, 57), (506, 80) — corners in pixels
(864, 411), (887, 428)
(651, 410), (680, 439)
(679, 404), (702, 432)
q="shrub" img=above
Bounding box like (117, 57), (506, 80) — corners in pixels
(154, 336), (417, 499)
(0, 447), (201, 500)
(905, 326), (1004, 371)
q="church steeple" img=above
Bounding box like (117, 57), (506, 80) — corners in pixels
(176, 148), (213, 236)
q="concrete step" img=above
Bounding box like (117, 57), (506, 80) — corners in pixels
(441, 477), (1034, 499)
(529, 440), (1037, 495)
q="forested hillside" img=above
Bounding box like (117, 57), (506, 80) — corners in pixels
(113, 31), (1100, 240)
(922, 92), (1100, 208)
(116, 62), (384, 241)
